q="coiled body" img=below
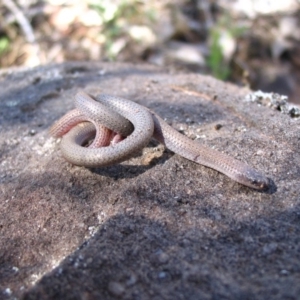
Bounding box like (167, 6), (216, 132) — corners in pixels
(50, 91), (269, 190)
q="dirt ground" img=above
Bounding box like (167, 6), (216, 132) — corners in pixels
(0, 62), (299, 299)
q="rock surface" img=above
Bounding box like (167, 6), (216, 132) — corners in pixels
(0, 62), (299, 300)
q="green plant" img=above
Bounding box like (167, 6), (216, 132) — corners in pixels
(207, 28), (230, 80)
(0, 36), (10, 56)
(207, 16), (247, 80)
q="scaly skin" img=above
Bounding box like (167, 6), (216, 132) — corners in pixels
(50, 91), (270, 190)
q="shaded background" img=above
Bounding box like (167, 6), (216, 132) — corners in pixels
(0, 0), (300, 103)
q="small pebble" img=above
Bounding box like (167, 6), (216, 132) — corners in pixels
(108, 281), (125, 296)
(4, 288), (12, 295)
(214, 124), (222, 130)
(157, 251), (169, 264)
(158, 271), (167, 279)
(256, 149), (264, 156)
(280, 269), (289, 275)
(126, 273), (137, 286)
(29, 129), (36, 136)
(262, 242), (277, 255)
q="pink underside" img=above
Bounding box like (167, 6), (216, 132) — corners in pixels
(50, 109), (124, 148)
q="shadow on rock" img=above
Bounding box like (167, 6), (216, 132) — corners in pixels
(22, 209), (300, 300)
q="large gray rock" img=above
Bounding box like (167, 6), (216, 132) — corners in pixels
(0, 62), (299, 299)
